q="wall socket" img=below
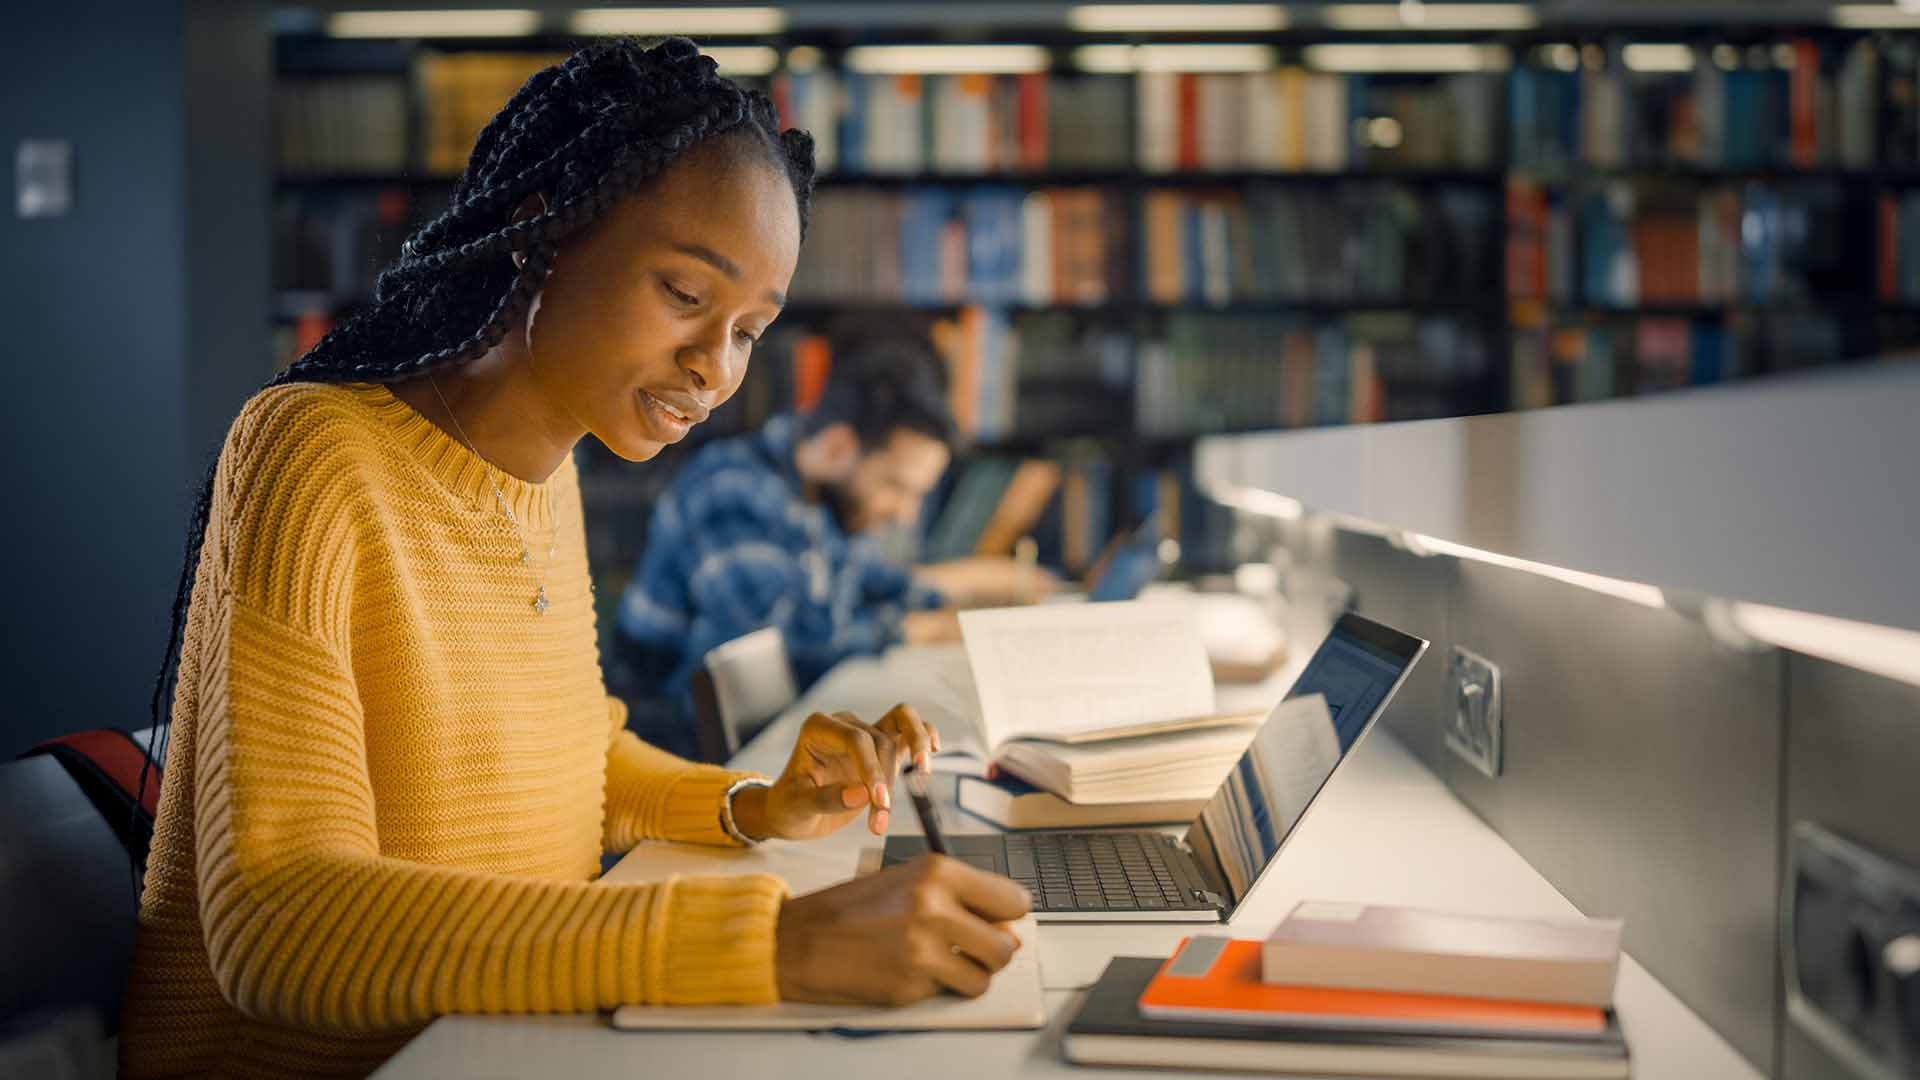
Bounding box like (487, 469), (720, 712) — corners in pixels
(1444, 646), (1502, 779)
(1787, 822), (1920, 1079)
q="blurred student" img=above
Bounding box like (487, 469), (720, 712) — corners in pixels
(613, 337), (1056, 757)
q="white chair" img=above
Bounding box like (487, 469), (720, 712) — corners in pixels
(690, 627), (798, 761)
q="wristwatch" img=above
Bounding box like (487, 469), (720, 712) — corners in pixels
(719, 776), (773, 845)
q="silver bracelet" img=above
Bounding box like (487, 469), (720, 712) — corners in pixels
(719, 776), (773, 845)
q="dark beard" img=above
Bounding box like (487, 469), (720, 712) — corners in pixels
(819, 481), (863, 534)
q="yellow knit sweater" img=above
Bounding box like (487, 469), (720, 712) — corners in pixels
(119, 382), (788, 1079)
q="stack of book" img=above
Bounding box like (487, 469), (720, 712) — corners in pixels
(948, 602), (1282, 831)
(1065, 903), (1629, 1077)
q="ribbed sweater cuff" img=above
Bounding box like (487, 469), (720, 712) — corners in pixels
(658, 767), (766, 847)
(646, 874), (788, 1005)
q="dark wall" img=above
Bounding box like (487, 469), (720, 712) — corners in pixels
(1779, 656), (1920, 1080)
(0, 2), (268, 758)
(1316, 523), (1920, 1078)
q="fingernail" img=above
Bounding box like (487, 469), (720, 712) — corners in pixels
(876, 783), (891, 810)
(917, 752), (930, 772)
(872, 810), (890, 834)
(841, 787), (866, 809)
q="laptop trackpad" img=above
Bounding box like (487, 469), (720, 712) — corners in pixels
(882, 835), (1005, 875)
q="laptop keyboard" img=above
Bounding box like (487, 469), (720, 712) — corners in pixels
(1003, 832), (1190, 911)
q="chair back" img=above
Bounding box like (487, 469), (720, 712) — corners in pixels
(693, 627), (798, 760)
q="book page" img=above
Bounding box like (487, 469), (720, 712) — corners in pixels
(960, 601), (1215, 751)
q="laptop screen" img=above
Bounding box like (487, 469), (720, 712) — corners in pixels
(1182, 613), (1428, 913)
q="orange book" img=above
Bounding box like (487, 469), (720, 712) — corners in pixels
(1790, 39), (1820, 168)
(1176, 73), (1201, 171)
(1139, 938), (1609, 1039)
(792, 334), (832, 411)
(1017, 72), (1049, 171)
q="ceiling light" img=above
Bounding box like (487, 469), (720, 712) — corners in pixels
(786, 45), (824, 72)
(1833, 3), (1920, 26)
(1622, 44), (1695, 73)
(1072, 43), (1277, 72)
(1074, 44), (1138, 72)
(326, 9), (541, 38)
(568, 7), (786, 36)
(844, 45), (1050, 75)
(702, 45), (780, 76)
(1304, 43), (1511, 73)
(1066, 4), (1287, 32)
(1320, 4), (1537, 30)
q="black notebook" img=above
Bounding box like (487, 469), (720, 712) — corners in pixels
(1063, 958), (1630, 1079)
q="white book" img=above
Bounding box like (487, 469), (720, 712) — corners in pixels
(1137, 71), (1179, 173)
(1263, 901), (1623, 1008)
(1303, 74), (1348, 171)
(960, 601), (1224, 752)
(799, 71), (839, 174)
(1020, 191), (1053, 305)
(959, 602), (1265, 803)
(1242, 72), (1285, 170)
(1198, 74), (1242, 171)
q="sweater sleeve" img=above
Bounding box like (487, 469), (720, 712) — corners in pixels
(192, 591), (788, 1031)
(601, 696), (769, 853)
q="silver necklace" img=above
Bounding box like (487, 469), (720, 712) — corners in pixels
(428, 375), (556, 615)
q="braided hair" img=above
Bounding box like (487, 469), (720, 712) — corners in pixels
(133, 37), (815, 875)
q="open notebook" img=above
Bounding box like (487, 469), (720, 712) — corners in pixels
(610, 915), (1045, 1032)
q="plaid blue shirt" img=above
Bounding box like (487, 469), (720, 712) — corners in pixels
(615, 415), (943, 719)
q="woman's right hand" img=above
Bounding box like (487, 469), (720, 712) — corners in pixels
(775, 854), (1033, 1005)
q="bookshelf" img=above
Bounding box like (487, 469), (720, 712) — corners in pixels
(268, 16), (1920, 580)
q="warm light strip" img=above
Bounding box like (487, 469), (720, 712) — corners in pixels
(1408, 534), (1668, 609)
(1727, 603), (1920, 688)
(702, 45), (781, 76)
(568, 6), (787, 36)
(327, 9), (541, 37)
(1067, 4), (1287, 32)
(844, 44), (1050, 74)
(1076, 42), (1278, 72)
(1832, 3), (1920, 26)
(1303, 42), (1511, 72)
(1622, 44), (1696, 73)
(1207, 484), (1306, 521)
(1320, 3), (1538, 30)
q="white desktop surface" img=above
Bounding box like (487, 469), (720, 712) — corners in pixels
(376, 644), (1761, 1079)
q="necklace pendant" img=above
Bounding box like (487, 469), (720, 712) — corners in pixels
(533, 586), (550, 615)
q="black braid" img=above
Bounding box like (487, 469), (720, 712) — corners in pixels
(132, 37), (815, 888)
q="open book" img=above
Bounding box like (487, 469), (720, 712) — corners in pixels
(958, 602), (1264, 803)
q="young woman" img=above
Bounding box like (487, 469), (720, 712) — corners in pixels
(120, 38), (1028, 1079)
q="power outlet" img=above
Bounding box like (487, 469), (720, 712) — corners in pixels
(1443, 646), (1502, 779)
(1787, 822), (1920, 1079)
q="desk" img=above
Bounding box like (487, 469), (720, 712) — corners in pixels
(378, 646), (1761, 1079)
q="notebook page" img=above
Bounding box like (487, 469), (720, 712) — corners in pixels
(610, 916), (1044, 1032)
(960, 602), (1214, 752)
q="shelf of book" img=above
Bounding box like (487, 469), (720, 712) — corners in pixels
(268, 25), (1920, 578)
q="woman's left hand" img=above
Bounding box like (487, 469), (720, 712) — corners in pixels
(731, 704), (941, 841)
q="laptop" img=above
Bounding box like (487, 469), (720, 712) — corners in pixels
(884, 612), (1429, 923)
